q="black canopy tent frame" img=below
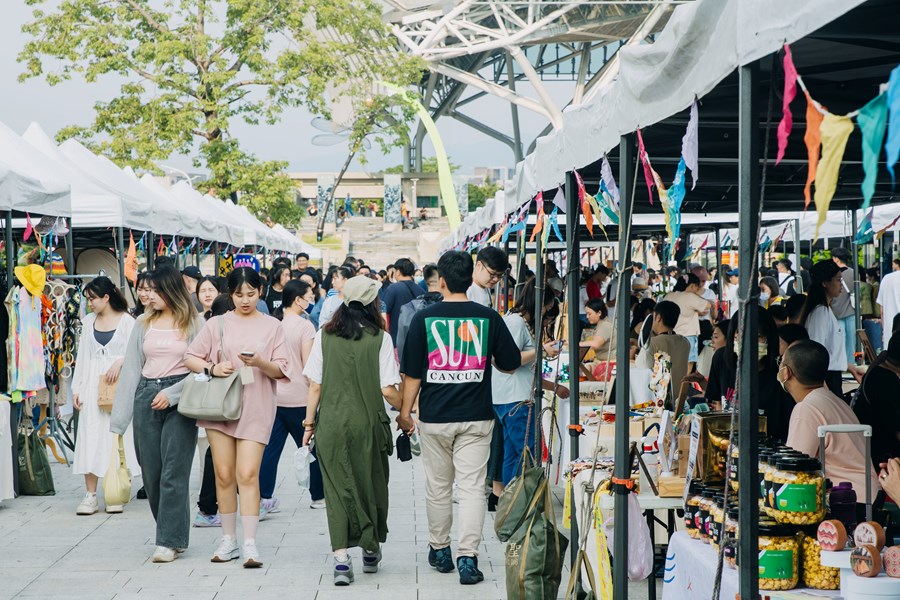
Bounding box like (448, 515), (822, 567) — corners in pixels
(504, 1), (900, 596)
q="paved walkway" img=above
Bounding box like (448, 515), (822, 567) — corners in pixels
(1, 441), (657, 599)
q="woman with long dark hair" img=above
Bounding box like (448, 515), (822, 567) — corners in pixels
(132, 271), (152, 317)
(184, 267), (291, 568)
(302, 276), (401, 585)
(72, 277), (138, 515)
(110, 267), (202, 562)
(260, 280), (324, 512)
(265, 266), (291, 314)
(801, 261), (864, 395)
(318, 264), (356, 327)
(703, 307), (794, 441)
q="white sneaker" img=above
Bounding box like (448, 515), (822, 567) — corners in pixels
(105, 504), (124, 514)
(242, 540), (263, 568)
(211, 535), (240, 563)
(310, 499), (327, 509)
(152, 546), (176, 563)
(76, 493), (99, 515)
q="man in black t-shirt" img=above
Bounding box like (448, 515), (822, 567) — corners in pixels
(398, 251), (520, 585)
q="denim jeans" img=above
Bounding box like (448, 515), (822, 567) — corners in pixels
(259, 406), (324, 501)
(863, 319), (883, 353)
(839, 314), (857, 364)
(494, 402), (538, 486)
(133, 375), (198, 549)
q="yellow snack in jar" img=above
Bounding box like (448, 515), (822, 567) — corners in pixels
(758, 522), (799, 591)
(770, 457), (825, 525)
(800, 533), (840, 590)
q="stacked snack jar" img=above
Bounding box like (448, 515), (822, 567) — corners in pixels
(723, 507), (739, 569)
(684, 480), (703, 540)
(758, 521), (800, 590)
(758, 448), (772, 513)
(800, 531), (840, 590)
(729, 441), (739, 493)
(770, 457), (825, 525)
(697, 491), (714, 544)
(711, 495), (725, 552)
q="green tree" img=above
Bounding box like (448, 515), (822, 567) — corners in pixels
(467, 180), (502, 212)
(19, 0), (423, 226)
(383, 156), (459, 174)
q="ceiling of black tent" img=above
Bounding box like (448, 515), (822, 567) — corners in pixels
(570, 0), (900, 216)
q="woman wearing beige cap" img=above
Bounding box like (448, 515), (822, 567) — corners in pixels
(302, 275), (402, 586)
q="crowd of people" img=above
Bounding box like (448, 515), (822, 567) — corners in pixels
(65, 244), (900, 585)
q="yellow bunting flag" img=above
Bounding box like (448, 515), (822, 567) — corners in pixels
(814, 114), (854, 240)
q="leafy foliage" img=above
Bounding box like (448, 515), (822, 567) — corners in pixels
(384, 156), (460, 174)
(19, 0), (424, 226)
(467, 180), (502, 212)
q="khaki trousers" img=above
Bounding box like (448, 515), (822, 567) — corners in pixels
(418, 419), (493, 557)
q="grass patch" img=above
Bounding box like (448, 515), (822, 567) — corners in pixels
(301, 233), (343, 249)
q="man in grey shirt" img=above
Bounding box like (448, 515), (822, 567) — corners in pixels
(467, 246), (507, 308)
(829, 247), (857, 365)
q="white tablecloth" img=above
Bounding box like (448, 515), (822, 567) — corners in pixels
(0, 401), (14, 501)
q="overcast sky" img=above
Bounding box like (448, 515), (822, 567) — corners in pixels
(0, 4), (576, 177)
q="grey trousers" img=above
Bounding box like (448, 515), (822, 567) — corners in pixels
(133, 375), (197, 549)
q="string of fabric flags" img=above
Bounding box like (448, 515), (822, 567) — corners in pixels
(775, 43), (900, 240)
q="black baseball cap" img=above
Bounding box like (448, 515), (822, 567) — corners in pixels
(181, 266), (203, 280)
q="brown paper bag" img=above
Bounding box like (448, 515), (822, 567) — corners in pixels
(97, 376), (117, 412)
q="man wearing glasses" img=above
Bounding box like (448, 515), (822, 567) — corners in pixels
(467, 247), (508, 308)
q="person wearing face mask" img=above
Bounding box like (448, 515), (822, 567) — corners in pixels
(759, 276), (783, 308)
(704, 306), (794, 441)
(800, 261), (865, 396)
(779, 340), (881, 522)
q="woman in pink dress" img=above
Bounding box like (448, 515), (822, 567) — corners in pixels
(185, 268), (292, 568)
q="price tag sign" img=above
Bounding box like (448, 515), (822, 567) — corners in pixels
(682, 415), (701, 503)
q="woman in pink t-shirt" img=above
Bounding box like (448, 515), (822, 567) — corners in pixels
(185, 268), (292, 569)
(110, 267), (202, 564)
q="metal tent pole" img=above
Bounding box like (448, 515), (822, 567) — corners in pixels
(850, 209), (861, 360)
(794, 219), (803, 293)
(65, 228), (75, 275)
(564, 171), (581, 577)
(737, 60), (761, 600)
(116, 226), (126, 290)
(532, 218), (545, 469)
(147, 233), (155, 270)
(5, 211), (14, 287)
(614, 134), (635, 600)
(715, 228), (723, 308)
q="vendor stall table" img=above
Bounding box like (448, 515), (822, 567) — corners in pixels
(663, 531), (840, 600)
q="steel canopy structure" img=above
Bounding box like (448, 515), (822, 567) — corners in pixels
(381, 0), (681, 168)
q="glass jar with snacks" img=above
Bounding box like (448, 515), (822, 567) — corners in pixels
(711, 495), (725, 552)
(697, 492), (714, 544)
(758, 521), (800, 590)
(800, 531), (840, 590)
(729, 442), (739, 492)
(765, 450), (804, 514)
(723, 507), (739, 569)
(684, 480), (702, 540)
(770, 457), (825, 525)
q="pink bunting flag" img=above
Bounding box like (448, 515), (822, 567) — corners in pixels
(636, 129), (655, 204)
(681, 100), (699, 189)
(23, 213), (33, 242)
(776, 44), (799, 165)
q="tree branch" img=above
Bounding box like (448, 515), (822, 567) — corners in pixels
(117, 0), (170, 34)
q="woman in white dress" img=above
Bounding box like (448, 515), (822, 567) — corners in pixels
(72, 277), (139, 515)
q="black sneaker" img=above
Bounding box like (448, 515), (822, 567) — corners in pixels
(428, 546), (454, 573)
(136, 487), (147, 500)
(457, 556), (484, 585)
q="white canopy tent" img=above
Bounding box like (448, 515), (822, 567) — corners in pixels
(0, 123), (71, 218)
(138, 174), (237, 246)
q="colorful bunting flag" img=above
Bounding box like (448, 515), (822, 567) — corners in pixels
(776, 45), (799, 165)
(600, 154), (620, 203)
(885, 65), (900, 187)
(857, 93), (888, 211)
(876, 212), (900, 241)
(551, 187), (566, 212)
(23, 213), (33, 242)
(803, 92), (825, 209)
(529, 191), (545, 243)
(814, 114), (854, 239)
(681, 100), (700, 189)
(124, 232), (138, 284)
(549, 206), (563, 243)
(854, 209), (875, 245)
(636, 129), (656, 205)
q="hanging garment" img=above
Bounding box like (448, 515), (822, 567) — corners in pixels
(71, 313), (140, 478)
(15, 287), (46, 392)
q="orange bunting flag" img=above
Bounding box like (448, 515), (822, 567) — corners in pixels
(583, 197), (594, 237)
(803, 92), (825, 209)
(529, 191), (545, 243)
(814, 113), (854, 240)
(124, 232), (138, 284)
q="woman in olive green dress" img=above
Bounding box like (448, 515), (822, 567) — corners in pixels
(302, 276), (402, 586)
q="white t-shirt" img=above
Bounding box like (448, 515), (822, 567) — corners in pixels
(805, 304), (847, 371)
(303, 330), (400, 388)
(467, 284), (492, 307)
(777, 272), (796, 296)
(578, 286), (589, 316)
(877, 271), (900, 349)
(491, 313), (534, 405)
(317, 295), (343, 328)
(699, 287), (716, 322)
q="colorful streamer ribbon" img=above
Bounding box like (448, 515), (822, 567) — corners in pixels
(854, 209), (875, 244)
(636, 129), (656, 205)
(885, 65), (900, 187)
(600, 154), (620, 203)
(529, 191), (545, 243)
(551, 186), (566, 213)
(814, 114), (854, 239)
(776, 45), (799, 165)
(549, 206), (563, 243)
(876, 212), (900, 241)
(681, 100), (700, 189)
